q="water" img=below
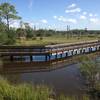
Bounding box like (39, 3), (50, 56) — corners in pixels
(0, 52), (100, 96)
(20, 64), (85, 95)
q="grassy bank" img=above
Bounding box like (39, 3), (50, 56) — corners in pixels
(0, 76), (90, 100)
(16, 36), (98, 46)
(0, 77), (52, 100)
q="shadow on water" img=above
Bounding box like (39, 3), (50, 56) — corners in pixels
(0, 52), (100, 96)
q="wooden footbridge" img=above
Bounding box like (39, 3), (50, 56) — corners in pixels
(0, 40), (100, 62)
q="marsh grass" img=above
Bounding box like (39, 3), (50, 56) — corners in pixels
(0, 77), (52, 100)
(16, 36), (97, 46)
(0, 77), (91, 100)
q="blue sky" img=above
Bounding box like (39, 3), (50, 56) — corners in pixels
(0, 0), (100, 30)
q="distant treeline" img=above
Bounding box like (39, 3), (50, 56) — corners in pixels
(2, 27), (100, 38)
(0, 22), (100, 45)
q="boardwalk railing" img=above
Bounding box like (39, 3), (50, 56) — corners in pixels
(0, 40), (100, 62)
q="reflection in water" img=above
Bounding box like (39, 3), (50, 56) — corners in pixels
(0, 52), (100, 95)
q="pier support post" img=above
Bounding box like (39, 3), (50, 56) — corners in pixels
(45, 55), (48, 61)
(95, 46), (98, 51)
(75, 50), (77, 55)
(10, 55), (13, 61)
(71, 50), (73, 56)
(98, 46), (100, 51)
(48, 55), (51, 61)
(55, 52), (57, 59)
(79, 49), (82, 54)
(66, 52), (68, 57)
(82, 48), (85, 54)
(89, 47), (92, 53)
(30, 55), (33, 61)
(60, 51), (63, 58)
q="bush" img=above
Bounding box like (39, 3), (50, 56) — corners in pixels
(0, 29), (16, 45)
(0, 32), (8, 45)
(39, 36), (43, 40)
(32, 36), (37, 40)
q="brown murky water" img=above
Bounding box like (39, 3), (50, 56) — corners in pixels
(0, 52), (100, 96)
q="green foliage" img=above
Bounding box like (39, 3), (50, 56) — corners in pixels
(6, 30), (16, 44)
(32, 36), (37, 40)
(18, 22), (34, 38)
(79, 56), (100, 96)
(16, 28), (26, 38)
(35, 29), (45, 37)
(0, 32), (8, 45)
(26, 29), (33, 38)
(0, 29), (16, 45)
(0, 23), (7, 32)
(39, 36), (43, 40)
(0, 2), (21, 30)
(0, 2), (21, 45)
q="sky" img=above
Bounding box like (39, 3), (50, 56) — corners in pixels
(0, 0), (100, 30)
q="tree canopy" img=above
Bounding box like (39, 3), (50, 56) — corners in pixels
(0, 2), (21, 30)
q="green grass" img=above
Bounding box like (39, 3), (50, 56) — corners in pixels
(0, 76), (91, 100)
(0, 77), (52, 100)
(15, 36), (98, 46)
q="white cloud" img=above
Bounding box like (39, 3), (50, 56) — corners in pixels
(48, 25), (52, 29)
(67, 19), (77, 23)
(58, 16), (66, 22)
(80, 15), (87, 20)
(53, 16), (57, 19)
(68, 3), (76, 8)
(65, 8), (81, 13)
(28, 0), (33, 10)
(54, 16), (77, 24)
(89, 13), (93, 17)
(10, 21), (20, 28)
(29, 22), (34, 27)
(94, 14), (98, 17)
(83, 12), (87, 15)
(41, 19), (48, 24)
(89, 13), (98, 19)
(90, 18), (99, 23)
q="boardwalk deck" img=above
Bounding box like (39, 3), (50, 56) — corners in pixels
(0, 40), (100, 62)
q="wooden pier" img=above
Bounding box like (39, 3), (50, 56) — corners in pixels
(1, 52), (100, 74)
(0, 40), (100, 62)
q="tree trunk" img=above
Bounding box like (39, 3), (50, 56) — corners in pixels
(6, 15), (9, 31)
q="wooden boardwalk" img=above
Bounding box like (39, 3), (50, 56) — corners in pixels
(1, 52), (100, 74)
(0, 40), (100, 62)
